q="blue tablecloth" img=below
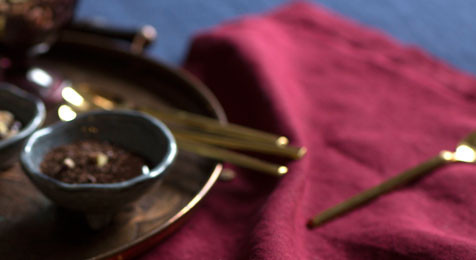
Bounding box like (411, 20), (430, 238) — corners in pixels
(76, 0), (476, 76)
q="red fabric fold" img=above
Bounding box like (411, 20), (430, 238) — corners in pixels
(142, 2), (476, 259)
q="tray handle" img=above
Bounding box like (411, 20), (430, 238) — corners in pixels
(62, 20), (157, 55)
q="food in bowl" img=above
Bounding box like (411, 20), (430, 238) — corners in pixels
(40, 139), (149, 184)
(0, 110), (22, 141)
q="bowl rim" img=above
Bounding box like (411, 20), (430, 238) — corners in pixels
(0, 83), (46, 149)
(20, 110), (177, 190)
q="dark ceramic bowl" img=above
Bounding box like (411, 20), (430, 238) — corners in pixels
(20, 110), (177, 229)
(0, 84), (46, 169)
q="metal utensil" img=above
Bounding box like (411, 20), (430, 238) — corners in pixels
(59, 86), (295, 176)
(62, 21), (157, 55)
(308, 131), (476, 228)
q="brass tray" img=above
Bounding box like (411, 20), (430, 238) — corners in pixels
(0, 40), (226, 259)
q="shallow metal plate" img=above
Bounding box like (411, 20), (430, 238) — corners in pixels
(0, 40), (225, 259)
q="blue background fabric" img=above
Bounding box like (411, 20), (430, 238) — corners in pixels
(76, 0), (476, 76)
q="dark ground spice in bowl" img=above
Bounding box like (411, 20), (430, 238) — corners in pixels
(40, 140), (148, 184)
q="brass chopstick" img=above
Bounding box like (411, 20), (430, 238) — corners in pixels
(86, 95), (302, 158)
(139, 106), (289, 146)
(72, 86), (289, 146)
(176, 138), (288, 176)
(73, 87), (304, 153)
(173, 129), (306, 159)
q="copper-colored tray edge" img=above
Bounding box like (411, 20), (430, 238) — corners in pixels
(107, 164), (223, 260)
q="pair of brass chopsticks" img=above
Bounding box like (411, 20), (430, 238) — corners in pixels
(60, 85), (306, 176)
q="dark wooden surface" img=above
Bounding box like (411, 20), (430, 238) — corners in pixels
(0, 41), (225, 259)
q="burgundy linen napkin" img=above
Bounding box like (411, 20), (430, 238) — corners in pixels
(142, 2), (476, 259)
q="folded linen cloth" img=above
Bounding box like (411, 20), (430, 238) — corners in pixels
(142, 2), (476, 259)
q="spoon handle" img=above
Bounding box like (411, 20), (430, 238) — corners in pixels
(308, 151), (452, 228)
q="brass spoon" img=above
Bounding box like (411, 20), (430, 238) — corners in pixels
(308, 132), (476, 228)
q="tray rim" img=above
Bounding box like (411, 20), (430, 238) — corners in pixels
(45, 38), (227, 260)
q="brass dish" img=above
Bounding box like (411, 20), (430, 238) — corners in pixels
(0, 37), (225, 259)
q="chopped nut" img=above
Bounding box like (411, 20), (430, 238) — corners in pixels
(0, 122), (7, 136)
(96, 152), (108, 167)
(0, 110), (13, 126)
(63, 157), (75, 169)
(0, 111), (22, 140)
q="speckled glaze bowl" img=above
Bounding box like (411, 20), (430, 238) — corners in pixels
(0, 83), (46, 169)
(20, 110), (177, 229)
